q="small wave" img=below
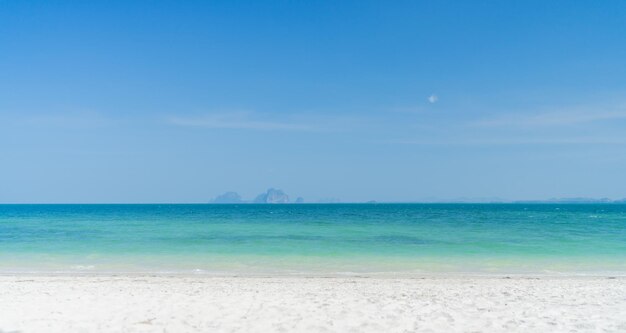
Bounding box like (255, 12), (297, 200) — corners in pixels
(70, 265), (95, 270)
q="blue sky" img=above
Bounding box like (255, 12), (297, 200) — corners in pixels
(1, 0), (626, 203)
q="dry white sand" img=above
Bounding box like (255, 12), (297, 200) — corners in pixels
(1, 275), (625, 332)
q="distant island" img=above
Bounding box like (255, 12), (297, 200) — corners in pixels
(211, 188), (302, 204)
(211, 192), (244, 204)
(513, 197), (626, 204)
(254, 188), (290, 204)
(210, 192), (626, 204)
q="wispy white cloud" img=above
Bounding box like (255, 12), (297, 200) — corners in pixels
(165, 111), (372, 132)
(380, 102), (626, 146)
(167, 112), (315, 131)
(382, 136), (626, 146)
(0, 111), (111, 128)
(473, 107), (626, 127)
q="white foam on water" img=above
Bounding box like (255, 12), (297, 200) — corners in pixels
(70, 265), (96, 271)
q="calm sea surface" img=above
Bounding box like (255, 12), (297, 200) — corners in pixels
(1, 204), (625, 274)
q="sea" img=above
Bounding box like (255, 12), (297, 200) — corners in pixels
(1, 204), (625, 275)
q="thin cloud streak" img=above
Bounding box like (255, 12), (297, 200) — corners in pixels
(473, 108), (626, 128)
(167, 113), (314, 131)
(0, 111), (112, 128)
(382, 136), (626, 146)
(166, 112), (375, 132)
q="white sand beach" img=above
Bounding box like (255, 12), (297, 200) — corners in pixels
(1, 275), (625, 332)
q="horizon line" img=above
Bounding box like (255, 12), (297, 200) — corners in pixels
(2, 200), (626, 205)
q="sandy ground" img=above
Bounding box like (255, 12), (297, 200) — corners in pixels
(1, 275), (625, 332)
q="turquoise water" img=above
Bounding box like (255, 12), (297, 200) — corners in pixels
(1, 204), (625, 274)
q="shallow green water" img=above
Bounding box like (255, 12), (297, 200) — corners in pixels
(1, 204), (625, 274)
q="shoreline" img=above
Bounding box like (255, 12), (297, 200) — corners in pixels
(2, 275), (625, 332)
(2, 269), (626, 279)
